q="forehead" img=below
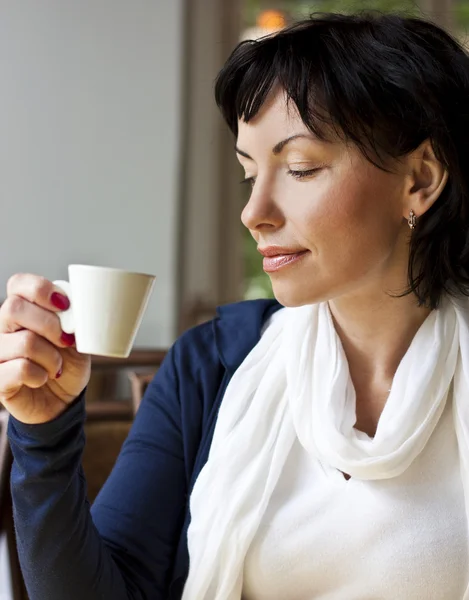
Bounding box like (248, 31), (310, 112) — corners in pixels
(237, 89), (307, 146)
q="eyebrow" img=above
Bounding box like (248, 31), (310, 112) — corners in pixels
(235, 134), (313, 160)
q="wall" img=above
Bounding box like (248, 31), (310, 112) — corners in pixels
(0, 0), (183, 347)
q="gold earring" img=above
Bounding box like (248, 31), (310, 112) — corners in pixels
(408, 209), (417, 230)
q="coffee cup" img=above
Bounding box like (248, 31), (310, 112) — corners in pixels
(53, 264), (156, 358)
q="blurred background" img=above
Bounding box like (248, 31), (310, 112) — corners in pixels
(0, 1), (465, 598)
(0, 0), (465, 345)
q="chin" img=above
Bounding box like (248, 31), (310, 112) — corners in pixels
(271, 281), (319, 307)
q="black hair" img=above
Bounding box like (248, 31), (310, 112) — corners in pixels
(215, 12), (469, 309)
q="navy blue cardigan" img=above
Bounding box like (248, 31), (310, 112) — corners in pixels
(7, 299), (281, 600)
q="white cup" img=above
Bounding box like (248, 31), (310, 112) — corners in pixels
(53, 265), (156, 358)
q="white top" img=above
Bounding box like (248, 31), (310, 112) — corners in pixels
(242, 394), (468, 599)
(184, 301), (469, 600)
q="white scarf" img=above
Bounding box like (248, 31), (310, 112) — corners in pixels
(182, 298), (469, 600)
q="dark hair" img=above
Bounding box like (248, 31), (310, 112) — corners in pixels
(215, 13), (469, 309)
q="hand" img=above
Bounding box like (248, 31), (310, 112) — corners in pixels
(0, 274), (91, 424)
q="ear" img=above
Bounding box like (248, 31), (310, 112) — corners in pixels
(404, 139), (448, 220)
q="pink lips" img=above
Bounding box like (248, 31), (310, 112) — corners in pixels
(258, 246), (309, 273)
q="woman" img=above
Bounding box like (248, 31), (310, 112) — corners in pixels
(2, 11), (469, 600)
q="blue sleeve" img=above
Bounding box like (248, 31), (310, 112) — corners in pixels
(8, 343), (190, 600)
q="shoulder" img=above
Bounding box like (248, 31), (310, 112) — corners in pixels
(146, 299), (282, 417)
(174, 299), (282, 375)
(138, 299), (282, 478)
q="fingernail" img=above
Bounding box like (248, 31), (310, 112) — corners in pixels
(56, 367), (63, 379)
(60, 332), (75, 346)
(51, 292), (70, 311)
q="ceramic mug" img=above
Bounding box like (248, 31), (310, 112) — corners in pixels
(53, 265), (156, 358)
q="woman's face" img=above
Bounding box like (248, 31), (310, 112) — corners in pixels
(236, 90), (411, 307)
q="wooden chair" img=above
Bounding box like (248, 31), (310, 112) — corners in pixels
(127, 371), (156, 414)
(82, 351), (167, 501)
(119, 350), (167, 414)
(86, 349), (166, 405)
(89, 348), (167, 415)
(90, 348), (167, 372)
(82, 402), (134, 504)
(0, 410), (28, 600)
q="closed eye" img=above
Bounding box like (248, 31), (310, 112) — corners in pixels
(241, 167), (322, 187)
(287, 168), (322, 180)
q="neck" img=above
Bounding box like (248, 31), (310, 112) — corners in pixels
(329, 290), (432, 393)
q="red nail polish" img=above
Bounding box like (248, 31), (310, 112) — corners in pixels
(56, 367), (63, 379)
(51, 292), (70, 311)
(60, 332), (75, 346)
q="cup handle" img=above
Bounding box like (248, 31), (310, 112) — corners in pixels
(52, 280), (75, 335)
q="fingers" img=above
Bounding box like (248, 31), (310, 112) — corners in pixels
(0, 295), (58, 341)
(0, 295), (74, 349)
(6, 273), (70, 313)
(0, 330), (63, 379)
(0, 359), (49, 399)
(1, 273), (74, 345)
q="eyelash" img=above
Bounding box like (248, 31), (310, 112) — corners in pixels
(240, 168), (321, 187)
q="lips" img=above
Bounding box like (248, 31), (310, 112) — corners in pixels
(258, 246), (309, 273)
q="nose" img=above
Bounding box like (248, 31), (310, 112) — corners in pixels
(241, 176), (284, 233)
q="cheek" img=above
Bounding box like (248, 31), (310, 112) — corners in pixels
(269, 161), (407, 307)
(288, 170), (401, 255)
